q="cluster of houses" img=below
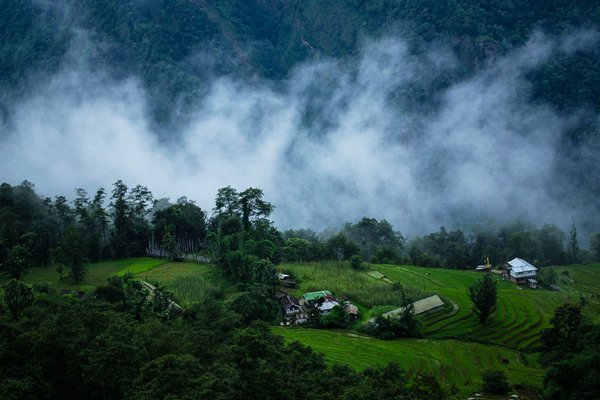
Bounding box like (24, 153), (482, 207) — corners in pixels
(476, 257), (539, 289)
(276, 288), (359, 326)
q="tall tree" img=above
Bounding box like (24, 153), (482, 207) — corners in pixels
(568, 217), (580, 264)
(56, 225), (88, 283)
(3, 279), (34, 320)
(468, 274), (498, 323)
(1, 245), (30, 279)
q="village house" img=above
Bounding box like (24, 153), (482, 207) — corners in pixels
(505, 258), (538, 287)
(318, 294), (340, 315)
(345, 303), (359, 321)
(276, 292), (307, 325)
(277, 273), (297, 288)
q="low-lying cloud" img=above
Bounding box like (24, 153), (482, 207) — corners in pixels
(2, 31), (599, 237)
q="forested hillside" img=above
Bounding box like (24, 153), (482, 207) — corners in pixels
(2, 0), (600, 121)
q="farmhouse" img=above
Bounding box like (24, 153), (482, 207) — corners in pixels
(318, 295), (340, 315)
(345, 303), (359, 321)
(277, 273), (297, 288)
(277, 293), (307, 325)
(506, 258), (538, 285)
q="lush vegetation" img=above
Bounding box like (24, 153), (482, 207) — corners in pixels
(274, 327), (544, 396)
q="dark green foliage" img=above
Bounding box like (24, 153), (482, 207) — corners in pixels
(2, 279), (34, 320)
(321, 305), (350, 329)
(55, 224), (88, 283)
(368, 303), (420, 340)
(542, 305), (600, 399)
(152, 198), (207, 243)
(568, 218), (580, 264)
(343, 218), (404, 263)
(350, 254), (363, 270)
(541, 303), (583, 364)
(538, 267), (558, 286)
(482, 369), (510, 395)
(468, 274), (497, 323)
(2, 245), (30, 279)
(228, 284), (279, 325)
(325, 233), (360, 261)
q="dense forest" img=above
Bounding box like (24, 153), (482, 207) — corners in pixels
(1, 0), (600, 123)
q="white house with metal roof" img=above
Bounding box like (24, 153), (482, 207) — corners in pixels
(506, 258), (538, 285)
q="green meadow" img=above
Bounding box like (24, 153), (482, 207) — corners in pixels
(274, 327), (543, 396)
(17, 257), (167, 292)
(279, 262), (427, 312)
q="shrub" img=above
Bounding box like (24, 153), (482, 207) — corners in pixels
(482, 369), (510, 395)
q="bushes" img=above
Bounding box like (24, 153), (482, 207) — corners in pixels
(482, 369), (510, 395)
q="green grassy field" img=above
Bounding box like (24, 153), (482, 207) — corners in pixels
(12, 257), (232, 307)
(274, 327), (544, 396)
(15, 257), (167, 292)
(279, 262), (427, 311)
(138, 262), (233, 306)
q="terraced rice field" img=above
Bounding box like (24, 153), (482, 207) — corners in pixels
(551, 263), (600, 321)
(274, 327), (544, 396)
(372, 264), (581, 350)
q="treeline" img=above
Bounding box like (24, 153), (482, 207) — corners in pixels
(0, 180), (207, 282)
(2, 181), (599, 284)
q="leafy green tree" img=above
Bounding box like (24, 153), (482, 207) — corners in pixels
(2, 245), (30, 279)
(468, 273), (497, 323)
(321, 304), (350, 328)
(343, 217), (404, 262)
(161, 231), (177, 261)
(55, 225), (88, 283)
(350, 254), (363, 269)
(152, 198), (207, 244)
(2, 279), (34, 320)
(567, 217), (580, 264)
(541, 303), (583, 362)
(325, 233), (359, 261)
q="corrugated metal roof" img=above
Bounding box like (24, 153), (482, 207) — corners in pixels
(368, 295), (445, 323)
(303, 290), (332, 301)
(507, 257), (537, 272)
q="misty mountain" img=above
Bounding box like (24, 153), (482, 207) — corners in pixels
(1, 0), (600, 239)
(2, 0), (600, 121)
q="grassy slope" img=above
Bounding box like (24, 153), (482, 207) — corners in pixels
(18, 257), (167, 292)
(372, 264), (572, 350)
(16, 258), (232, 307)
(551, 264), (600, 321)
(279, 262), (427, 318)
(274, 327), (543, 396)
